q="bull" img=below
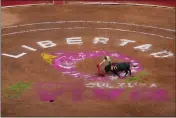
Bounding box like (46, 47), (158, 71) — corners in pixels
(104, 62), (136, 78)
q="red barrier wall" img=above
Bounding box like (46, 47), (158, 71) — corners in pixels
(1, 0), (64, 7)
(1, 0), (51, 6)
(113, 0), (176, 7)
(65, 0), (176, 7)
(1, 0), (175, 7)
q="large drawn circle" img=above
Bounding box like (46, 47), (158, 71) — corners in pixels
(52, 51), (143, 81)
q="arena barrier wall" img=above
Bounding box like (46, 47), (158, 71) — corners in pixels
(65, 0), (176, 7)
(1, 0), (64, 7)
(1, 0), (175, 8)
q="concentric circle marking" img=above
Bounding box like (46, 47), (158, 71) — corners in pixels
(51, 51), (143, 81)
(3, 20), (175, 32)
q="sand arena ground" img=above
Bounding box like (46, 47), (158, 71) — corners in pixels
(1, 3), (176, 117)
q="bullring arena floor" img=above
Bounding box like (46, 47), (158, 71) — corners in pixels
(1, 2), (176, 117)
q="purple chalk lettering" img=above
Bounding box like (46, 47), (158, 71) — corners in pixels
(92, 88), (124, 100)
(36, 83), (65, 101)
(130, 88), (154, 101)
(151, 89), (169, 101)
(130, 88), (169, 102)
(92, 88), (109, 100)
(108, 89), (124, 100)
(130, 90), (139, 100)
(38, 90), (57, 101)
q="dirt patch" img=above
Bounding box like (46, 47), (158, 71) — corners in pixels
(2, 10), (21, 27)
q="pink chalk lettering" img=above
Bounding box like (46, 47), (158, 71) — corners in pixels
(92, 88), (124, 100)
(38, 90), (57, 101)
(35, 82), (65, 101)
(151, 89), (169, 101)
(35, 82), (169, 102)
(37, 88), (64, 101)
(129, 89), (139, 100)
(130, 88), (169, 101)
(108, 89), (124, 100)
(130, 88), (155, 101)
(92, 88), (110, 100)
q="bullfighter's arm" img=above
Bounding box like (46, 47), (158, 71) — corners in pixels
(99, 59), (106, 66)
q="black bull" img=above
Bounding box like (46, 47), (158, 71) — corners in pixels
(104, 62), (136, 78)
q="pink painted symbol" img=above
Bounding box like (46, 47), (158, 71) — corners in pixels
(51, 51), (143, 81)
(35, 82), (169, 102)
(130, 88), (169, 101)
(38, 90), (57, 101)
(151, 89), (169, 101)
(92, 88), (124, 100)
(35, 83), (65, 102)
